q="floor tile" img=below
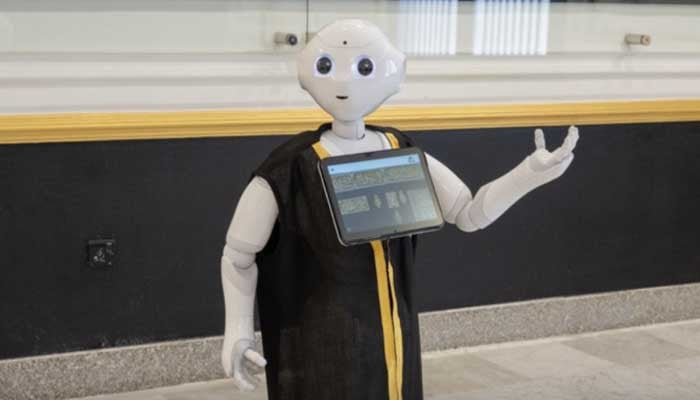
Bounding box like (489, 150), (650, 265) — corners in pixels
(427, 379), (578, 400)
(421, 351), (525, 396)
(646, 323), (700, 352)
(472, 342), (615, 379)
(439, 364), (699, 400)
(551, 365), (699, 400)
(633, 356), (700, 391)
(565, 331), (700, 366)
(160, 380), (265, 400)
(75, 393), (167, 400)
(674, 320), (700, 334)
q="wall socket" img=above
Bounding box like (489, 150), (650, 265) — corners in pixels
(87, 237), (116, 270)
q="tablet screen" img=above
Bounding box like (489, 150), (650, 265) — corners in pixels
(319, 148), (444, 245)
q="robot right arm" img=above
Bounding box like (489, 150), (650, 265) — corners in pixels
(426, 127), (579, 232)
(221, 176), (278, 391)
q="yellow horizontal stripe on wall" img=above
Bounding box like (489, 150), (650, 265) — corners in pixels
(1, 100), (699, 145)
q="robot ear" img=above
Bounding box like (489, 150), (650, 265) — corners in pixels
(388, 46), (407, 83)
(297, 60), (309, 92)
(390, 52), (407, 87)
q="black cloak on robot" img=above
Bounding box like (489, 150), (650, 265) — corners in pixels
(253, 122), (423, 400)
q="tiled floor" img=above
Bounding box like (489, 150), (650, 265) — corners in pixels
(75, 319), (700, 400)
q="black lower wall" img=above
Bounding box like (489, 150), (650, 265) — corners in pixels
(1, 121), (699, 359)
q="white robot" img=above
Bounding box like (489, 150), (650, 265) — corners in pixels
(221, 19), (578, 393)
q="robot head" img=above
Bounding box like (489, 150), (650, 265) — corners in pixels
(298, 19), (406, 122)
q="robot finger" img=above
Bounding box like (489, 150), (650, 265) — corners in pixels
(223, 355), (234, 378)
(534, 129), (546, 150)
(565, 126), (580, 151)
(551, 130), (578, 163)
(243, 358), (265, 375)
(233, 369), (256, 391)
(242, 366), (261, 385)
(244, 349), (268, 368)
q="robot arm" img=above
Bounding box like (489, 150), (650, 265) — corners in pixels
(428, 126), (579, 232)
(221, 176), (278, 391)
(426, 153), (474, 224)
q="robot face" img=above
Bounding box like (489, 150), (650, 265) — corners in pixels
(298, 20), (406, 122)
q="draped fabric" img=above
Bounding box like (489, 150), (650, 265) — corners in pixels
(254, 123), (423, 400)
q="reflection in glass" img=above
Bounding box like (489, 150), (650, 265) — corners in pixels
(473, 0), (550, 56)
(397, 0), (459, 56)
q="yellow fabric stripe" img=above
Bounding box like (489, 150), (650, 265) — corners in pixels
(384, 131), (404, 400)
(385, 132), (400, 149)
(312, 141), (331, 159)
(312, 136), (404, 400)
(387, 261), (404, 398)
(371, 241), (400, 400)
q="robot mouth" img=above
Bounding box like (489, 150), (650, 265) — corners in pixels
(336, 95), (349, 100)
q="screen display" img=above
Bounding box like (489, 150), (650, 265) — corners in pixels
(324, 151), (442, 243)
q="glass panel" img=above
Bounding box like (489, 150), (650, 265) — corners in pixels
(307, 0), (700, 56)
(0, 0), (306, 54)
(3, 1), (697, 56)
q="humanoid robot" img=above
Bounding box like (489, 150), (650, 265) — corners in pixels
(221, 19), (578, 400)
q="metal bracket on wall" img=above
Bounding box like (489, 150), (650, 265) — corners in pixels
(625, 33), (652, 46)
(273, 32), (299, 46)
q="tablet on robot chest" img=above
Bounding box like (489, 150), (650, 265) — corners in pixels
(319, 147), (444, 246)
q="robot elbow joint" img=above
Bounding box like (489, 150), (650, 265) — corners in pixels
(223, 243), (256, 270)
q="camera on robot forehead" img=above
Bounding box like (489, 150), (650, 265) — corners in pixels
(297, 19), (407, 122)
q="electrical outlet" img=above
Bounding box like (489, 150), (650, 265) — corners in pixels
(87, 237), (116, 270)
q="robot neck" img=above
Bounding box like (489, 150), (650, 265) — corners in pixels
(332, 119), (366, 140)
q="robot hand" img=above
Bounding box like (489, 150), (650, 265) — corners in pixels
(221, 322), (267, 391)
(453, 125), (579, 232)
(527, 125), (579, 182)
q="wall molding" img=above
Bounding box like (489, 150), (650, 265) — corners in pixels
(1, 99), (700, 145)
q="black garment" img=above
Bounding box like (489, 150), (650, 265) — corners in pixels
(254, 123), (423, 400)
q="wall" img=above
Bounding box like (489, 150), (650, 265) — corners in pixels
(1, 1), (700, 114)
(1, 121), (699, 360)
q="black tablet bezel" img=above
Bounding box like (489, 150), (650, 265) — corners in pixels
(318, 147), (445, 246)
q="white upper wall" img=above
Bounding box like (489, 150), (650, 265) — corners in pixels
(1, 0), (699, 114)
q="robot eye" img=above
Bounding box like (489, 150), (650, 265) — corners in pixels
(316, 56), (333, 75)
(357, 58), (374, 76)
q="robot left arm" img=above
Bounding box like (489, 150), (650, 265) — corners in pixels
(427, 126), (579, 232)
(221, 176), (278, 391)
